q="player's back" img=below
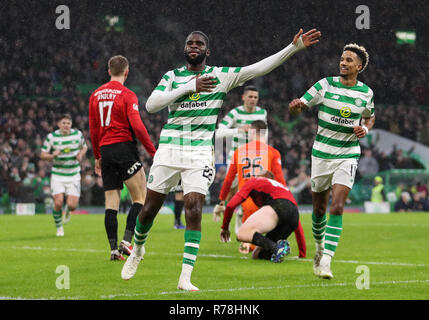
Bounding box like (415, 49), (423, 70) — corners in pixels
(240, 177), (296, 207)
(235, 140), (283, 189)
(89, 80), (137, 147)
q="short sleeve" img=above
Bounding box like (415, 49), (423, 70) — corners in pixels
(41, 134), (53, 153)
(362, 90), (374, 118)
(300, 80), (325, 108)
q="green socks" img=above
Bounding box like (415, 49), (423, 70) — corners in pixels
(312, 212), (327, 247)
(323, 214), (343, 257)
(133, 218), (153, 255)
(182, 229), (201, 269)
(53, 209), (62, 228)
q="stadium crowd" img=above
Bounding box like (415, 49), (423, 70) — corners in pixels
(1, 1), (428, 210)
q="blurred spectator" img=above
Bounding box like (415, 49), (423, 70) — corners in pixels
(358, 149), (380, 177)
(411, 192), (429, 211)
(394, 191), (413, 212)
(80, 172), (95, 206)
(6, 167), (23, 206)
(370, 176), (385, 203)
(209, 166), (227, 205)
(91, 176), (105, 206)
(416, 182), (428, 198)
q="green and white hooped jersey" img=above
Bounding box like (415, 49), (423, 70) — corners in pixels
(300, 76), (374, 160)
(42, 129), (87, 181)
(154, 65), (247, 152)
(219, 105), (267, 153)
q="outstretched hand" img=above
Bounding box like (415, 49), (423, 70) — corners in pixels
(289, 98), (307, 115)
(293, 28), (321, 47)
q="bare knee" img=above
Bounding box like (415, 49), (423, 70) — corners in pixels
(184, 193), (204, 230)
(67, 199), (79, 211)
(330, 201), (344, 216)
(237, 227), (253, 243)
(312, 192), (330, 216)
(53, 197), (63, 211)
(139, 202), (159, 224)
(185, 204), (202, 227)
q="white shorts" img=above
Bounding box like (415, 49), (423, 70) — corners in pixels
(310, 156), (358, 192)
(51, 179), (81, 197)
(147, 147), (215, 195)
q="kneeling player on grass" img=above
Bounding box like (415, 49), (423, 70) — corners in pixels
(220, 171), (299, 263)
(217, 120), (306, 257)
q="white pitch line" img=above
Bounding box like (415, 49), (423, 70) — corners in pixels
(6, 245), (101, 253)
(0, 295), (87, 300)
(4, 245), (428, 267)
(103, 279), (429, 299)
(3, 280), (429, 300)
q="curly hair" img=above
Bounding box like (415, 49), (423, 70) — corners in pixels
(343, 43), (369, 73)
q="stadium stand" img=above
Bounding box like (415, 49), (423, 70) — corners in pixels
(0, 1), (428, 211)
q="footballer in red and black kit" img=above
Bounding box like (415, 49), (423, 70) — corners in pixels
(89, 55), (157, 261)
(222, 176), (300, 261)
(89, 80), (156, 190)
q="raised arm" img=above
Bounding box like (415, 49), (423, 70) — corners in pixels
(233, 29), (321, 87)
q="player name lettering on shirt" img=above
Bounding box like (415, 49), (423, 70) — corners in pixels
(97, 93), (117, 101)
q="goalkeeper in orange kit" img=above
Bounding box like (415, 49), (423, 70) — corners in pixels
(215, 120), (306, 257)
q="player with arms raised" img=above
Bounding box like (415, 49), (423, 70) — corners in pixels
(289, 44), (375, 279)
(89, 55), (156, 260)
(121, 28), (321, 291)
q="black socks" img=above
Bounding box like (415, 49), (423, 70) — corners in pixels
(252, 232), (277, 253)
(105, 209), (118, 251)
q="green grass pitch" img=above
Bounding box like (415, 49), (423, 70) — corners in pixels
(1, 212), (428, 300)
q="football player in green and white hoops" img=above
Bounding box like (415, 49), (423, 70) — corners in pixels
(41, 114), (88, 236)
(289, 43), (375, 280)
(122, 28), (321, 291)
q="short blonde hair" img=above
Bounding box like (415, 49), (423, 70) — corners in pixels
(108, 55), (129, 76)
(343, 43), (369, 72)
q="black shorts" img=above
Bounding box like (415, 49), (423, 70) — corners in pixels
(257, 198), (299, 260)
(100, 141), (143, 191)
